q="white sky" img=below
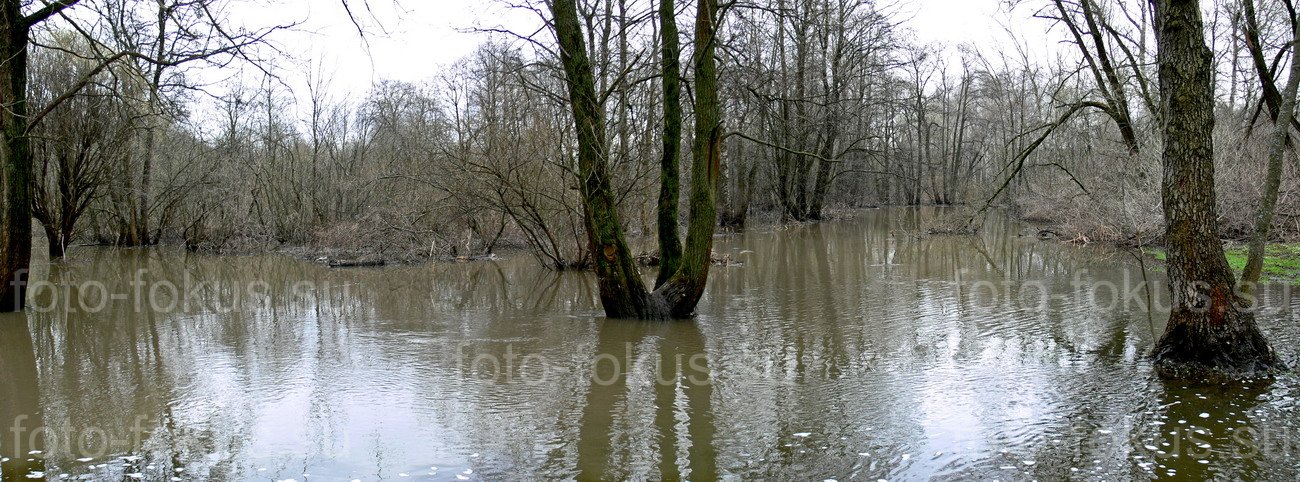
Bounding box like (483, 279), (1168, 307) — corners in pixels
(907, 0), (1014, 47)
(227, 0), (544, 97)
(220, 0), (1045, 97)
(43, 0), (1057, 126)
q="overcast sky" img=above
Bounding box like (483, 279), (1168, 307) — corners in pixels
(217, 0), (1046, 99)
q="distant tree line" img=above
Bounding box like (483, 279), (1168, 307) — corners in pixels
(3, 0), (1299, 372)
(12, 0), (1294, 265)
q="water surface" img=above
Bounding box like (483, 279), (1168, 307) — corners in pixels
(2, 208), (1298, 481)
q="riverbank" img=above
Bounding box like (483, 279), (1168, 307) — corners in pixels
(1143, 242), (1300, 285)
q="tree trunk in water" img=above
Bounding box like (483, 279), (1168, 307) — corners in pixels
(44, 223), (63, 258)
(655, 0), (683, 289)
(808, 108), (839, 220)
(1150, 0), (1282, 378)
(1241, 14), (1300, 293)
(550, 0), (657, 319)
(719, 139), (752, 229)
(657, 0), (722, 318)
(549, 0), (722, 319)
(0, 2), (31, 313)
(130, 4), (170, 247)
(133, 126), (156, 245)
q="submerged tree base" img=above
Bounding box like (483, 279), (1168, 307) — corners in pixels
(1151, 313), (1287, 380)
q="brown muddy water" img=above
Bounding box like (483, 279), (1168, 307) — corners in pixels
(1, 208), (1299, 481)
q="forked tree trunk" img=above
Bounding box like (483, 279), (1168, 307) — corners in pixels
(656, 0), (723, 318)
(1149, 0), (1282, 378)
(550, 0), (722, 319)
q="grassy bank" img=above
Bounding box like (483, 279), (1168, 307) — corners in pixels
(1145, 243), (1300, 285)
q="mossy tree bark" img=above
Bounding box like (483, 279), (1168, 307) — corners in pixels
(655, 0), (683, 290)
(1150, 0), (1283, 378)
(550, 0), (656, 318)
(657, 0), (723, 318)
(550, 0), (723, 319)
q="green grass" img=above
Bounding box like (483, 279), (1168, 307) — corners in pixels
(1143, 248), (1166, 262)
(1145, 243), (1300, 285)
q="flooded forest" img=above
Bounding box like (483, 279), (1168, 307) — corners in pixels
(2, 0), (1300, 480)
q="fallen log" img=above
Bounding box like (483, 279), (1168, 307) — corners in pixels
(326, 259), (386, 268)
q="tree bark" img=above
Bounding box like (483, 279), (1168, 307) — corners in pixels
(0, 1), (33, 312)
(1150, 0), (1282, 378)
(655, 0), (683, 289)
(1242, 12), (1300, 292)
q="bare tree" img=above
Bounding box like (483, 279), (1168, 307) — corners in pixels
(1240, 0), (1300, 291)
(29, 38), (132, 257)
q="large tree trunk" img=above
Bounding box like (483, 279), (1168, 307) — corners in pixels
(808, 16), (842, 221)
(655, 0), (683, 289)
(0, 2), (32, 313)
(1150, 0), (1282, 378)
(126, 6), (169, 247)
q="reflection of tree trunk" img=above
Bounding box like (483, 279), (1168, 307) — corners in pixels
(576, 319), (714, 481)
(0, 316), (44, 480)
(1146, 380), (1267, 479)
(810, 227), (847, 371)
(575, 321), (624, 480)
